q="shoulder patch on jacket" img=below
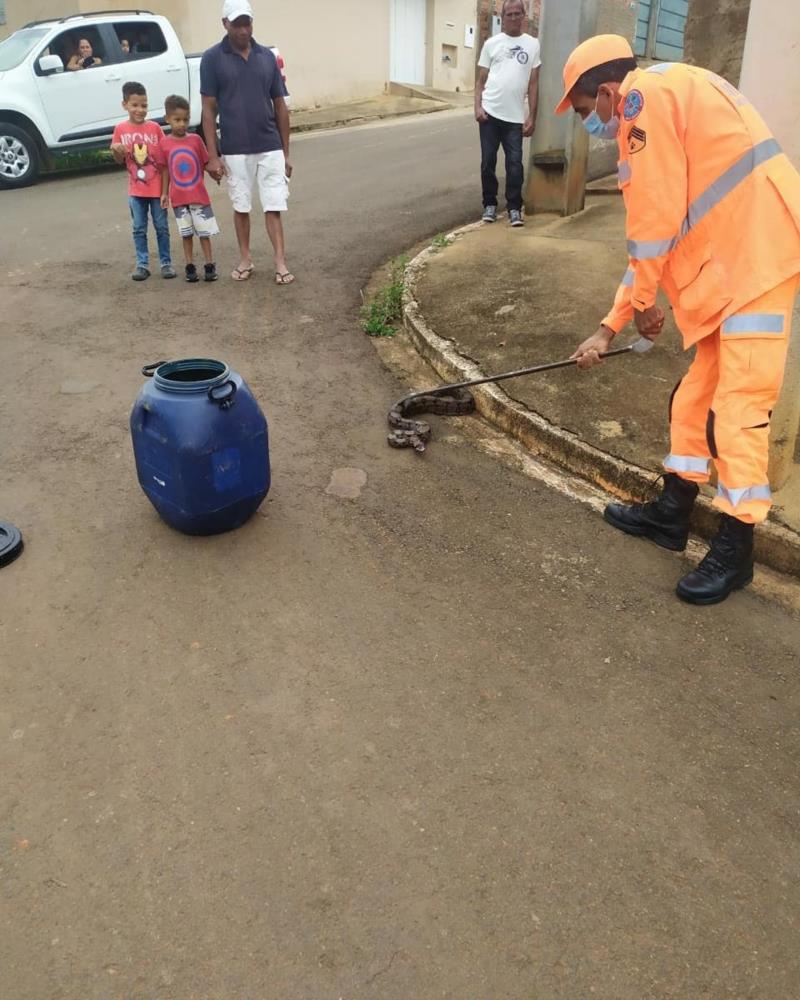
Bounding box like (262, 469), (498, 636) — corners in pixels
(628, 125), (647, 154)
(623, 89), (644, 121)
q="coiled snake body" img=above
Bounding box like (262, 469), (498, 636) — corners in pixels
(387, 388), (476, 453)
(386, 339), (652, 454)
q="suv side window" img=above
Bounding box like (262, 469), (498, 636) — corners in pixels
(38, 27), (105, 73)
(110, 21), (168, 63)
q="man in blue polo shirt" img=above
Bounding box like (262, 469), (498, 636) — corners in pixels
(201, 0), (294, 284)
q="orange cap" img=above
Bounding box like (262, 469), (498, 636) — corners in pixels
(554, 34), (635, 115)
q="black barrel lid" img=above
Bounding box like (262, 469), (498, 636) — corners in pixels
(0, 522), (23, 568)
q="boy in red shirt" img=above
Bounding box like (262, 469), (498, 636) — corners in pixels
(110, 81), (175, 281)
(160, 95), (220, 283)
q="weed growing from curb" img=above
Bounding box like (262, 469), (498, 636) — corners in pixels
(361, 255), (408, 337)
(430, 232), (454, 251)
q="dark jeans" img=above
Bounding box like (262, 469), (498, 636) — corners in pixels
(479, 115), (524, 211)
(129, 196), (171, 269)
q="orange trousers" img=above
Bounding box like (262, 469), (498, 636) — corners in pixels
(665, 275), (799, 524)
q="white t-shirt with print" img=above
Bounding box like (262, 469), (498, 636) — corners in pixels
(478, 33), (541, 124)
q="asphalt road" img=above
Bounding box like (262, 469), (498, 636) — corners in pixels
(2, 109), (799, 1000)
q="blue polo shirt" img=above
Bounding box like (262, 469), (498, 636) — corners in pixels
(200, 36), (288, 156)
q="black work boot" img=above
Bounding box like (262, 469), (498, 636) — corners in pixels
(604, 473), (699, 551)
(676, 515), (754, 605)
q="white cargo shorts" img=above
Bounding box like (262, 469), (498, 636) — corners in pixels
(223, 151), (289, 213)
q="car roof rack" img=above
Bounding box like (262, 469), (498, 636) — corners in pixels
(23, 10), (154, 28)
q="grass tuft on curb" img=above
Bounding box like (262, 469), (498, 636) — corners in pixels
(360, 254), (408, 337)
(430, 232), (454, 251)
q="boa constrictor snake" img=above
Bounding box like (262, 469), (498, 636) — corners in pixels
(385, 339), (654, 454)
(387, 389), (476, 453)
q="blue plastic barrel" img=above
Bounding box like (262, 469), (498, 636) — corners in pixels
(130, 358), (270, 535)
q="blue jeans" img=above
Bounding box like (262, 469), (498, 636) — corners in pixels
(479, 116), (524, 212)
(129, 196), (171, 269)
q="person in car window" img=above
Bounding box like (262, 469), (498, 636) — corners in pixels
(120, 38), (131, 55)
(67, 37), (102, 70)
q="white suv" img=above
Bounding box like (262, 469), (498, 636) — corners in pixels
(0, 10), (290, 188)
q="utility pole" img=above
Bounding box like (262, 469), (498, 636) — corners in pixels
(739, 0), (800, 488)
(524, 0), (599, 216)
(474, 0), (498, 62)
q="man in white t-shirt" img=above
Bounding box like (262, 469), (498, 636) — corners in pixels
(475, 0), (541, 226)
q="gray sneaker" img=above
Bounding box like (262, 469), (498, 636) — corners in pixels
(131, 266), (150, 281)
(509, 209), (524, 227)
(482, 205), (497, 223)
(161, 264), (177, 279)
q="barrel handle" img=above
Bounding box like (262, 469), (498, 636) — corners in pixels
(142, 361), (167, 377)
(208, 380), (237, 410)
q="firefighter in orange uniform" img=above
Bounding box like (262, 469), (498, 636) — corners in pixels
(558, 35), (800, 604)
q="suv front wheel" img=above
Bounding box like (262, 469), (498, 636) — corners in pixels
(0, 124), (41, 189)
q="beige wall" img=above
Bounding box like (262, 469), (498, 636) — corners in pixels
(739, 0), (800, 171)
(1, 0), (392, 107)
(1, 0), (76, 38)
(429, 0), (478, 92)
(153, 0), (393, 108)
(2, 0), (477, 106)
(0, 0), (193, 39)
(171, 1), (393, 107)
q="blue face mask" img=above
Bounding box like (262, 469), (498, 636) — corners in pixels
(582, 94), (620, 141)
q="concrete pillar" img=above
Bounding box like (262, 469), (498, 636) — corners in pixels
(739, 0), (800, 488)
(683, 0), (750, 84)
(739, 0), (800, 171)
(770, 299), (800, 489)
(524, 0), (598, 216)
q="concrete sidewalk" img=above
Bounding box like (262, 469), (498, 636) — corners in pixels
(290, 90), (463, 133)
(402, 194), (800, 578)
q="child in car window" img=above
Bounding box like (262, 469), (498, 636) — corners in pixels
(120, 38), (131, 55)
(110, 81), (175, 281)
(160, 94), (220, 283)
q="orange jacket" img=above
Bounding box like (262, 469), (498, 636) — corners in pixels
(603, 63), (800, 346)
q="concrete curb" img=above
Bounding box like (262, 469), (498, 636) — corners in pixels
(402, 224), (800, 579)
(290, 101), (451, 134)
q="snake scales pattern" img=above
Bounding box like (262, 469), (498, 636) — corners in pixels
(387, 388), (476, 453)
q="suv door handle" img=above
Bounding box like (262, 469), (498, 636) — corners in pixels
(105, 74), (122, 82)
(167, 65), (182, 72)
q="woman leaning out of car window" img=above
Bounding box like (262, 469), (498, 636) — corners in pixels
(67, 37), (102, 71)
